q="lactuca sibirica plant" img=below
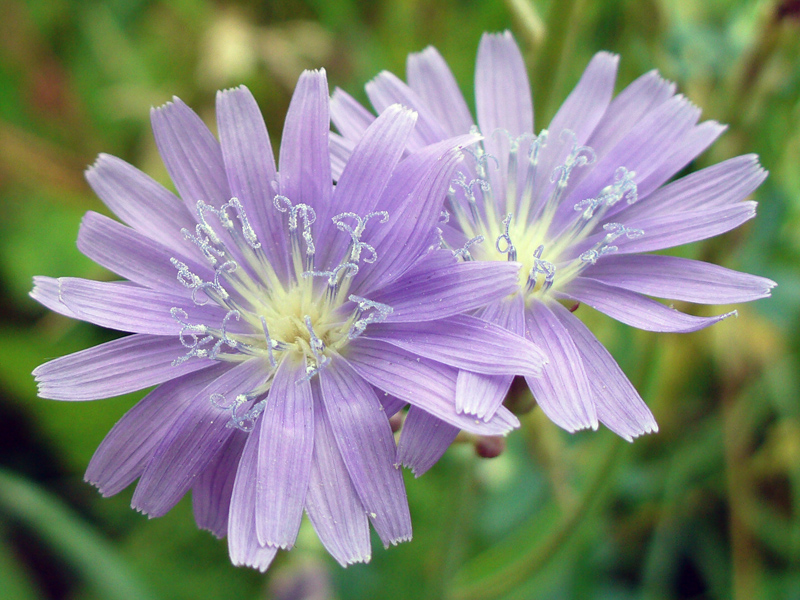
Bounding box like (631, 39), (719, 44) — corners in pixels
(30, 69), (546, 570)
(330, 31), (776, 441)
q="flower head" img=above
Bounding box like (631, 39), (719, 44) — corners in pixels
(330, 32), (776, 440)
(31, 70), (545, 570)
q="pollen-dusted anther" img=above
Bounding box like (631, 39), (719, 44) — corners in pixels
(260, 316), (278, 368)
(210, 391), (267, 432)
(462, 131), (499, 175)
(273, 195), (317, 255)
(550, 129), (596, 189)
(453, 235), (484, 261)
(170, 307), (214, 366)
(332, 210), (389, 264)
(173, 258), (236, 306)
(225, 197), (262, 249)
(527, 129), (548, 166)
(213, 310), (242, 358)
(182, 221), (226, 266)
(171, 258), (204, 293)
(303, 261), (360, 293)
(526, 245), (557, 292)
(300, 316), (329, 382)
(451, 171), (491, 203)
(603, 222), (645, 242)
(604, 167), (638, 207)
(347, 295), (393, 339)
(579, 245), (617, 265)
(495, 213), (517, 261)
(493, 128), (537, 153)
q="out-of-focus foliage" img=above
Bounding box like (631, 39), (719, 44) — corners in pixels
(0, 1), (798, 599)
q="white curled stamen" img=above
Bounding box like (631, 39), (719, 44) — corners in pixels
(170, 307), (213, 365)
(332, 211), (389, 264)
(260, 316), (278, 368)
(550, 129), (596, 189)
(527, 245), (556, 292)
(528, 130), (548, 166)
(580, 245), (617, 265)
(299, 316), (328, 382)
(495, 213), (517, 261)
(451, 171), (490, 203)
(453, 235), (484, 261)
(603, 222), (645, 242)
(574, 167), (638, 219)
(274, 195), (317, 255)
(209, 310), (240, 359)
(303, 262), (359, 287)
(348, 295), (393, 340)
(226, 197), (261, 248)
(211, 392), (266, 432)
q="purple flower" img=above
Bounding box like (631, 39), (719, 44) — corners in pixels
(31, 70), (545, 570)
(330, 32), (776, 440)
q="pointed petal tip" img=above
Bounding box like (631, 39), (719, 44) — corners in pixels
(215, 85), (251, 104)
(86, 153), (112, 174)
(413, 45), (440, 60)
(299, 67), (328, 81)
(383, 533), (413, 548)
(595, 50), (620, 65)
(622, 419), (659, 442)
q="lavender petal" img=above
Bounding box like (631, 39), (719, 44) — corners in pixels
(43, 277), (237, 336)
(131, 357), (270, 517)
(524, 299), (598, 432)
(533, 51), (618, 212)
(407, 46), (474, 137)
(84, 153), (196, 253)
(319, 356), (411, 547)
(216, 86), (289, 281)
(320, 104), (418, 267)
(366, 71), (449, 150)
(345, 338), (520, 435)
(560, 277), (738, 332)
(228, 415), (279, 571)
(77, 211), (207, 292)
(330, 87), (376, 141)
(584, 254), (776, 304)
(370, 255), (521, 322)
(329, 132), (356, 181)
(279, 69), (332, 222)
(364, 314), (545, 376)
(151, 97), (230, 211)
(621, 154), (767, 222)
(33, 334), (214, 401)
(608, 202), (758, 254)
(549, 301), (658, 441)
(635, 120), (726, 199)
(84, 363), (230, 496)
(355, 134), (481, 294)
(455, 372), (514, 422)
(586, 69), (676, 161)
(396, 406), (459, 477)
(475, 31), (533, 199)
(305, 385), (371, 566)
(559, 95), (702, 231)
(256, 356), (314, 549)
(456, 293), (525, 419)
(192, 431), (247, 538)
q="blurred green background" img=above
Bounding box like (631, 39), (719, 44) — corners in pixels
(1, 0), (799, 598)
